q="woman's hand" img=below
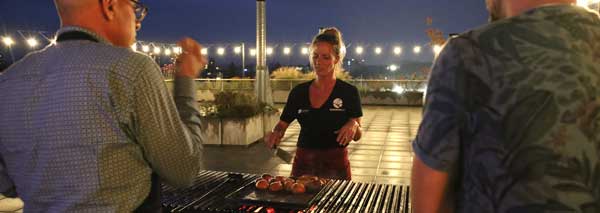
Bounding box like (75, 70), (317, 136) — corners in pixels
(265, 130), (284, 149)
(335, 119), (361, 146)
(264, 121), (290, 149)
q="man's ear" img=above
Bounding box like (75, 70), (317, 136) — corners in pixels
(100, 0), (117, 20)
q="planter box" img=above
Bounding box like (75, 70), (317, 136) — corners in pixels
(200, 117), (222, 145)
(221, 113), (264, 146)
(360, 91), (423, 106)
(200, 111), (280, 146)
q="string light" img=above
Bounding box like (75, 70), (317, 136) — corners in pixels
(301, 47), (309, 55)
(393, 46), (402, 55)
(413, 46), (422, 54)
(374, 47), (382, 55)
(26, 38), (39, 48)
(355, 46), (364, 55)
(2, 36), (15, 47)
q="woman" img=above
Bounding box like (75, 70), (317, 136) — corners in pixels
(266, 27), (363, 180)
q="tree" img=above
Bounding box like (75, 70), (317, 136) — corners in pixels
(425, 17), (447, 46)
(222, 62), (239, 78)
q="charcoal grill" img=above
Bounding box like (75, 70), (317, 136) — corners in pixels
(162, 170), (411, 213)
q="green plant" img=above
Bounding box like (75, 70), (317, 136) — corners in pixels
(213, 91), (264, 119)
(270, 67), (305, 79)
(271, 66), (353, 81)
(303, 69), (352, 80)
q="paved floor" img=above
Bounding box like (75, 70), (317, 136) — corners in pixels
(202, 106), (422, 185)
(0, 106), (422, 212)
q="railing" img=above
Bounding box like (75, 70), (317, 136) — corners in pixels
(165, 78), (427, 93)
(165, 78), (427, 106)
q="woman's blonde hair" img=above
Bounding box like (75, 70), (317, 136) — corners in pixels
(309, 27), (346, 73)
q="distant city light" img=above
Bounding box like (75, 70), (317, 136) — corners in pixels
(433, 45), (443, 55)
(153, 47), (161, 54)
(142, 45), (150, 53)
(374, 47), (382, 55)
(266, 47), (273, 55)
(413, 46), (422, 54)
(283, 47), (291, 55)
(26, 38), (39, 48)
(355, 46), (364, 55)
(250, 48), (256, 56)
(2, 36), (14, 47)
(234, 46), (242, 54)
(164, 49), (172, 56)
(131, 43), (137, 51)
(389, 64), (398, 72)
(201, 48), (208, 55)
(393, 46), (402, 55)
(217, 47), (225, 56)
(301, 47), (309, 55)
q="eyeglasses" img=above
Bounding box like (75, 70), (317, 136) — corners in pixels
(130, 0), (148, 22)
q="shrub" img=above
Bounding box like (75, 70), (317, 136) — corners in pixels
(270, 67), (305, 79)
(213, 91), (264, 119)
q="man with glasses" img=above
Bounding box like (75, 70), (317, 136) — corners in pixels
(0, 0), (207, 211)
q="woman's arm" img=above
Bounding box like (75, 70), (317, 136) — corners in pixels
(265, 120), (290, 148)
(351, 118), (362, 141)
(336, 117), (362, 146)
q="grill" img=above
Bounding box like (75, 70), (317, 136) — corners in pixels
(162, 170), (411, 213)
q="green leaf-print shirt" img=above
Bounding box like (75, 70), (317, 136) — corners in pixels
(413, 5), (600, 213)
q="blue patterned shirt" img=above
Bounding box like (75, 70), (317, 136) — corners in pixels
(0, 27), (204, 212)
(413, 5), (600, 212)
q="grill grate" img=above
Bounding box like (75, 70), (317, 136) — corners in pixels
(162, 170), (410, 213)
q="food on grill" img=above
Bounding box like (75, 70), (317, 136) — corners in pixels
(298, 174), (319, 181)
(255, 174), (327, 194)
(306, 179), (324, 192)
(275, 175), (286, 182)
(261, 173), (273, 182)
(268, 181), (283, 192)
(284, 180), (295, 192)
(255, 179), (269, 190)
(291, 183), (306, 194)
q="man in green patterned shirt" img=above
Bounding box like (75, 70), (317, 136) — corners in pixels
(412, 0), (600, 212)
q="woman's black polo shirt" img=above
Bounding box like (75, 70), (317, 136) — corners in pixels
(280, 79), (363, 149)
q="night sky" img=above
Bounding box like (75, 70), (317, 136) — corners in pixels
(0, 0), (489, 63)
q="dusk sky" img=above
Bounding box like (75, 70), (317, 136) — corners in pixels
(0, 0), (490, 63)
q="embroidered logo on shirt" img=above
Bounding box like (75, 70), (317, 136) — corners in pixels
(333, 98), (343, 108)
(298, 109), (309, 114)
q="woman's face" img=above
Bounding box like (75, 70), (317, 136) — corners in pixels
(311, 42), (339, 78)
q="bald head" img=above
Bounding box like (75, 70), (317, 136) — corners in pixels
(53, 0), (139, 47)
(54, 0), (98, 24)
